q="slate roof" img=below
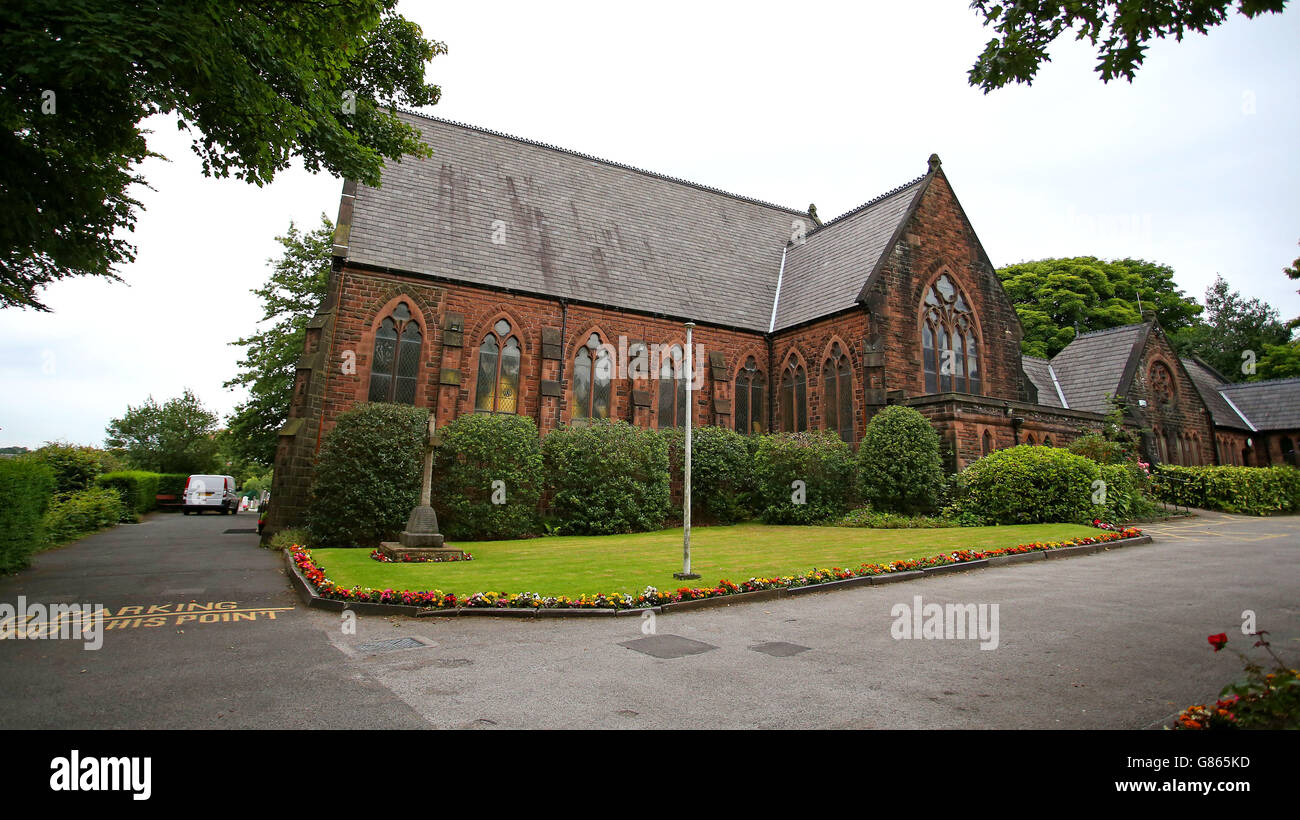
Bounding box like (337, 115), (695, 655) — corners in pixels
(1022, 356), (1065, 408)
(341, 110), (928, 333)
(1181, 357), (1254, 430)
(1220, 377), (1300, 431)
(1047, 324), (1149, 414)
(774, 179), (927, 330)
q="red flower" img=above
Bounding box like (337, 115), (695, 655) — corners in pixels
(1208, 633), (1228, 652)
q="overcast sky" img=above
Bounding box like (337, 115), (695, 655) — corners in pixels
(4, 1), (1298, 450)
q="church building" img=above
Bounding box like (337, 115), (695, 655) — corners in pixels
(265, 110), (1299, 535)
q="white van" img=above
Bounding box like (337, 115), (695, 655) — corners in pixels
(182, 475), (239, 515)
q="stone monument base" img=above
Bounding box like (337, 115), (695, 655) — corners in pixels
(378, 539), (467, 561)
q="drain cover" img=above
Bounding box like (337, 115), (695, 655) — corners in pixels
(223, 528), (258, 534)
(355, 637), (428, 653)
(620, 635), (718, 659)
(750, 641), (811, 657)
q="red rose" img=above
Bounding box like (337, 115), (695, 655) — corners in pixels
(1208, 633), (1228, 652)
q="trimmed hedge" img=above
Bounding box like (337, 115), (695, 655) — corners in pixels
(753, 431), (857, 525)
(43, 488), (124, 545)
(307, 403), (429, 548)
(0, 460), (56, 573)
(856, 406), (944, 514)
(431, 413), (543, 541)
(951, 445), (1101, 525)
(1151, 465), (1300, 515)
(95, 470), (161, 519)
(663, 425), (755, 525)
(542, 420), (670, 535)
(156, 473), (191, 497)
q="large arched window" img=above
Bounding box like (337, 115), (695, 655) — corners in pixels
(657, 344), (686, 428)
(822, 342), (854, 443)
(734, 356), (766, 435)
(573, 332), (612, 421)
(368, 301), (422, 404)
(1149, 362), (1176, 406)
(922, 273), (980, 395)
(778, 358), (808, 433)
(473, 318), (521, 414)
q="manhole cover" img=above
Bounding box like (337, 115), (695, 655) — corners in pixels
(750, 641), (811, 657)
(355, 637), (428, 653)
(223, 528), (258, 534)
(620, 635), (718, 659)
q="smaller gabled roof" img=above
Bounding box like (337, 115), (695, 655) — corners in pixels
(1220, 377), (1300, 431)
(772, 174), (929, 330)
(1048, 323), (1150, 414)
(1181, 357), (1254, 431)
(1022, 356), (1065, 408)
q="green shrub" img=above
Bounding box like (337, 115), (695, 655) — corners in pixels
(1094, 462), (1159, 522)
(266, 527), (309, 551)
(94, 470), (161, 519)
(43, 488), (123, 545)
(307, 403), (428, 547)
(856, 406), (944, 514)
(834, 507), (956, 529)
(0, 460), (56, 573)
(1067, 433), (1129, 466)
(21, 441), (116, 494)
(663, 425), (755, 525)
(753, 431), (857, 524)
(1151, 465), (1300, 515)
(951, 445), (1101, 525)
(431, 413), (543, 541)
(156, 473), (191, 497)
(542, 420), (670, 535)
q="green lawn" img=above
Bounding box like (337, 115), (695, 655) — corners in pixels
(309, 522), (1096, 597)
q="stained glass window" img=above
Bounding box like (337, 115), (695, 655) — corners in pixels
(368, 303), (422, 404)
(474, 318), (521, 414)
(922, 273), (980, 395)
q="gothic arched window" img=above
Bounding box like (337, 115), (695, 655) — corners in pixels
(778, 358), (808, 433)
(368, 301), (422, 404)
(822, 342), (854, 443)
(474, 318), (521, 414)
(734, 356), (766, 435)
(981, 429), (993, 456)
(573, 332), (612, 421)
(1150, 362), (1175, 406)
(922, 273), (980, 395)
(657, 344), (686, 428)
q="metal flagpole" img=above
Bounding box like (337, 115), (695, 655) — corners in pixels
(675, 321), (699, 580)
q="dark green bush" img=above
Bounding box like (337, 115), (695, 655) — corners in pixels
(1151, 465), (1300, 515)
(834, 507), (956, 529)
(1067, 433), (1129, 465)
(431, 413), (543, 541)
(43, 488), (123, 544)
(542, 420), (670, 535)
(856, 406), (944, 514)
(950, 445), (1101, 525)
(22, 441), (116, 494)
(94, 470), (161, 519)
(156, 473), (191, 497)
(307, 403), (428, 547)
(0, 460), (56, 573)
(663, 425), (755, 525)
(753, 431), (856, 524)
(1094, 462), (1155, 522)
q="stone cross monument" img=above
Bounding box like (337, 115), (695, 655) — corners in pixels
(379, 414), (466, 560)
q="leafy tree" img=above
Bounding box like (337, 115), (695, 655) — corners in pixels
(1173, 276), (1290, 382)
(2, 1), (444, 311)
(224, 217), (333, 467)
(996, 257), (1201, 358)
(20, 441), (123, 494)
(104, 389), (220, 474)
(968, 1), (1288, 93)
(1284, 240), (1300, 330)
(1254, 340), (1300, 380)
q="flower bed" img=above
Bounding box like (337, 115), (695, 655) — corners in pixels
(289, 522), (1142, 611)
(369, 548), (473, 563)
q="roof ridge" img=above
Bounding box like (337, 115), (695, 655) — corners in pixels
(1070, 322), (1147, 340)
(1221, 375), (1300, 388)
(809, 174), (928, 235)
(393, 107), (813, 218)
